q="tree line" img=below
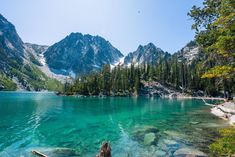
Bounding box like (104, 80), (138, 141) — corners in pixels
(63, 51), (234, 97)
(64, 0), (235, 98)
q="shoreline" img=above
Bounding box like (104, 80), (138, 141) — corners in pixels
(174, 96), (225, 101)
(0, 90), (226, 101)
(58, 92), (226, 100)
(210, 101), (235, 125)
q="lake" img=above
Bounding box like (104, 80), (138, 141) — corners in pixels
(0, 92), (228, 156)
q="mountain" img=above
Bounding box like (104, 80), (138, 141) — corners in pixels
(0, 14), (204, 92)
(0, 14), (62, 91)
(24, 43), (48, 55)
(44, 32), (124, 76)
(24, 43), (48, 66)
(124, 43), (170, 66)
(0, 14), (25, 70)
(174, 41), (202, 64)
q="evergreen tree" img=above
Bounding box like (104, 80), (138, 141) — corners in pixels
(189, 0), (235, 99)
(102, 64), (111, 95)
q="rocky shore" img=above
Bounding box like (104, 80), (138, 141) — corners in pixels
(211, 101), (235, 125)
(130, 125), (208, 157)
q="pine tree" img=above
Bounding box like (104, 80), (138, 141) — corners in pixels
(189, 0), (235, 99)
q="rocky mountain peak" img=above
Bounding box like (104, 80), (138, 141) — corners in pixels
(124, 43), (170, 65)
(44, 32), (124, 76)
(174, 41), (201, 64)
(0, 14), (24, 58)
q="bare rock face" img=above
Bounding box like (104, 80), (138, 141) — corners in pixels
(124, 43), (170, 66)
(0, 14), (25, 70)
(0, 14), (63, 91)
(44, 32), (123, 76)
(173, 41), (202, 65)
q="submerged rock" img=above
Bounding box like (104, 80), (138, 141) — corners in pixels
(52, 148), (79, 156)
(132, 126), (160, 145)
(174, 147), (207, 157)
(153, 150), (167, 157)
(144, 133), (156, 145)
(164, 130), (187, 140)
(189, 121), (201, 125)
(132, 126), (159, 135)
(0, 151), (11, 157)
(30, 147), (80, 157)
(163, 139), (179, 147)
(198, 122), (226, 128)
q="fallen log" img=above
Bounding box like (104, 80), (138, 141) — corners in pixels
(202, 99), (216, 107)
(31, 150), (48, 157)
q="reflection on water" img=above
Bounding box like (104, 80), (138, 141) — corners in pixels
(0, 92), (229, 156)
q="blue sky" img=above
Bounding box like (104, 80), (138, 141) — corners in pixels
(0, 0), (202, 55)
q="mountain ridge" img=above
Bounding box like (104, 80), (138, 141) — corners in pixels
(44, 32), (124, 76)
(123, 42), (171, 66)
(0, 14), (62, 91)
(0, 14), (201, 91)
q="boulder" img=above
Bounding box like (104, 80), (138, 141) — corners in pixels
(132, 126), (159, 136)
(144, 133), (157, 145)
(153, 150), (167, 157)
(132, 126), (160, 145)
(163, 139), (179, 147)
(164, 130), (187, 140)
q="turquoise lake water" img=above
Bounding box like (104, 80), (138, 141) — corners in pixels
(0, 92), (228, 156)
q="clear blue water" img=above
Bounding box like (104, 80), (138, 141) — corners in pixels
(0, 92), (228, 156)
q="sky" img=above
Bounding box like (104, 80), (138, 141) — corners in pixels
(0, 0), (202, 55)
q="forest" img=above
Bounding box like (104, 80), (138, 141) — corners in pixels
(64, 0), (235, 99)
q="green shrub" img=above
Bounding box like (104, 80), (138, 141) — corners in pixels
(209, 127), (235, 156)
(0, 73), (17, 91)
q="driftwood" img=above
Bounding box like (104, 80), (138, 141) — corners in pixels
(31, 150), (48, 157)
(96, 141), (111, 157)
(202, 99), (216, 107)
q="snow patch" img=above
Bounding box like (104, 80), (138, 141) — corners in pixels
(39, 53), (46, 66)
(110, 57), (125, 69)
(69, 70), (76, 79)
(91, 44), (99, 54)
(5, 39), (15, 50)
(38, 64), (72, 83)
(93, 64), (101, 68)
(110, 64), (115, 69)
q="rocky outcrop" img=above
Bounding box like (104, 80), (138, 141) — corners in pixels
(211, 102), (235, 125)
(174, 41), (201, 65)
(44, 32), (123, 76)
(124, 43), (170, 66)
(140, 80), (186, 98)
